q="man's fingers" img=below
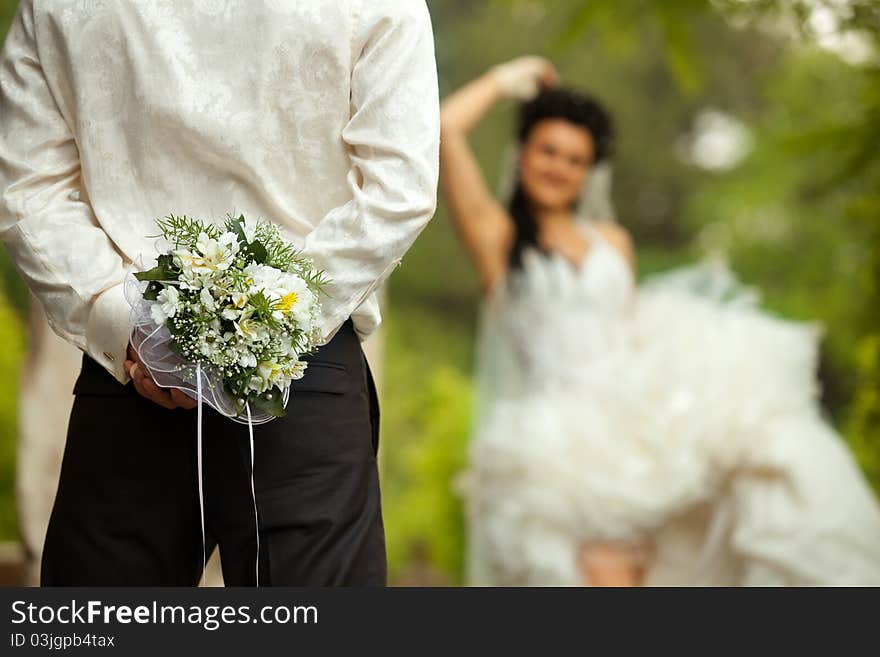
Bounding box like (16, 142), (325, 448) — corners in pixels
(133, 369), (175, 410)
(133, 378), (164, 408)
(128, 359), (196, 411)
(141, 377), (172, 405)
(130, 366), (144, 390)
(130, 362), (146, 384)
(144, 380), (195, 411)
(130, 373), (149, 400)
(170, 388), (197, 409)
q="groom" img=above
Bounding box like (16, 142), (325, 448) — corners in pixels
(0, 1), (439, 585)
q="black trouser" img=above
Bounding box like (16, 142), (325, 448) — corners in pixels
(40, 320), (386, 586)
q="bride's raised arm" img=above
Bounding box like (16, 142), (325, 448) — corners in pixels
(440, 56), (558, 292)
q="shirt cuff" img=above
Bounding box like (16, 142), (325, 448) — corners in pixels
(85, 282), (132, 385)
(315, 257), (401, 345)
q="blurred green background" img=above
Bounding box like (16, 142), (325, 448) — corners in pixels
(0, 0), (878, 585)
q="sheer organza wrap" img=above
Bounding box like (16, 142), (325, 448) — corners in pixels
(124, 258), (289, 426)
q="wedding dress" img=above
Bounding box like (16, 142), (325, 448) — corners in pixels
(458, 221), (880, 586)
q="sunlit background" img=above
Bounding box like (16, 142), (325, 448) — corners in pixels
(0, 0), (878, 585)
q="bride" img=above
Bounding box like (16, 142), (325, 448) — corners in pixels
(440, 56), (880, 586)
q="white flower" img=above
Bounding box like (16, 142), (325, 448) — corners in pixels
(240, 216), (258, 244)
(256, 361), (274, 381)
(247, 375), (266, 394)
(243, 264), (315, 326)
(177, 273), (206, 292)
(199, 287), (217, 312)
(219, 290), (249, 320)
(199, 334), (223, 359)
(220, 231), (241, 253)
(172, 248), (197, 271)
(290, 360), (308, 380)
(173, 233), (238, 287)
(239, 351), (258, 369)
(243, 262), (284, 295)
(245, 263), (315, 327)
(234, 316), (270, 344)
(289, 285), (315, 325)
(193, 232), (236, 275)
(150, 305), (166, 326)
(254, 359), (293, 390)
(174, 249), (211, 291)
(221, 306), (241, 320)
(150, 285), (181, 325)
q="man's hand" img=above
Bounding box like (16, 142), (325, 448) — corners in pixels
(124, 343), (197, 410)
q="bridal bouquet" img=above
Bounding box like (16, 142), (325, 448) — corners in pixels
(125, 213), (328, 422)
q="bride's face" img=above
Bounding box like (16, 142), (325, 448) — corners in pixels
(519, 118), (594, 213)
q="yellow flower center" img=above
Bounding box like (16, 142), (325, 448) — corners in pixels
(276, 291), (298, 313)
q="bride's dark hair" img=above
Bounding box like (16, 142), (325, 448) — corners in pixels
(508, 87), (614, 269)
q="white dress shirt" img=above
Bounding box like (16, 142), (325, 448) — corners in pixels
(0, 0), (440, 384)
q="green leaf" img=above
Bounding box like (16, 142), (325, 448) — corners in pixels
(247, 240), (268, 264)
(157, 253), (175, 270)
(142, 281), (162, 301)
(250, 387), (287, 418)
(228, 213), (268, 263)
(230, 214), (248, 245)
(135, 253), (180, 285)
(134, 266), (174, 282)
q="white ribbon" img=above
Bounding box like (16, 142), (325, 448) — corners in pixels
(197, 363), (206, 585)
(246, 403), (260, 586)
(195, 362), (260, 587)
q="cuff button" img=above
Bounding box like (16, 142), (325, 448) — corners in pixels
(103, 351), (115, 362)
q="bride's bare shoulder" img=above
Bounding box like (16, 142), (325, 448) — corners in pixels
(593, 221), (635, 267)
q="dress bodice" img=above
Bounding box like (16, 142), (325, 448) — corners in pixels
(515, 222), (634, 316)
(475, 221), (636, 401)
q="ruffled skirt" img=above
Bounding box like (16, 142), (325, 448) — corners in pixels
(458, 278), (880, 585)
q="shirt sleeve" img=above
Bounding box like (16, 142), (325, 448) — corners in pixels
(301, 0), (440, 343)
(0, 0), (132, 384)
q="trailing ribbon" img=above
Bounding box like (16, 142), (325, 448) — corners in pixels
(246, 403), (260, 586)
(196, 364), (206, 584)
(196, 362), (260, 587)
